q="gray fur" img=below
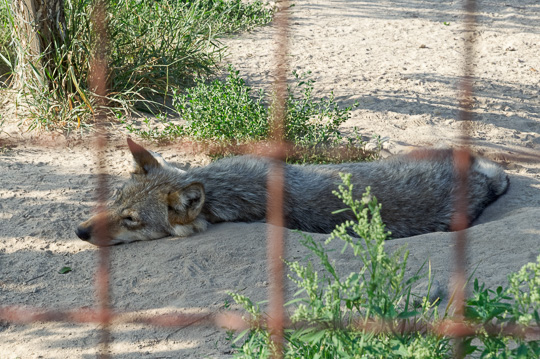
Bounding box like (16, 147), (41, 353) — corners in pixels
(76, 140), (509, 245)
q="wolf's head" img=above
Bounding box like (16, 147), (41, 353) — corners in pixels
(75, 139), (208, 246)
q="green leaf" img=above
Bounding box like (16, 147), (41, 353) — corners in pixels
(464, 306), (481, 320)
(59, 266), (72, 274)
(232, 329), (250, 344)
(396, 310), (420, 319)
(516, 343), (529, 359)
(301, 329), (326, 344)
(463, 337), (477, 355)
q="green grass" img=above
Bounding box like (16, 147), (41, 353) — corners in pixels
(126, 67), (374, 164)
(108, 0), (273, 99)
(0, 1), (11, 83)
(229, 174), (540, 358)
(0, 0), (273, 129)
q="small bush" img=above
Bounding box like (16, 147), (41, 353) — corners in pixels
(173, 66), (269, 141)
(229, 173), (540, 358)
(127, 67), (371, 163)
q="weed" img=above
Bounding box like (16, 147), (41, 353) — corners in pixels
(127, 66), (372, 164)
(173, 66), (269, 141)
(229, 174), (540, 358)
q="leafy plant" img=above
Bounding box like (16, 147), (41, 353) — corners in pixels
(229, 173), (449, 357)
(229, 174), (540, 358)
(173, 66), (269, 141)
(464, 256), (540, 357)
(58, 266), (73, 274)
(127, 66), (371, 163)
(0, 0), (273, 129)
(285, 70), (351, 147)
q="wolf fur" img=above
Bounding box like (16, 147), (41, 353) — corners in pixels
(76, 139), (509, 245)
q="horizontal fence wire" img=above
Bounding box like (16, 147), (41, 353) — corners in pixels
(0, 0), (539, 358)
(1, 305), (539, 339)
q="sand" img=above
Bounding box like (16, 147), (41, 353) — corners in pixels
(1, 0), (539, 357)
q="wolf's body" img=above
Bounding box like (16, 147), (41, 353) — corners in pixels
(76, 139), (509, 245)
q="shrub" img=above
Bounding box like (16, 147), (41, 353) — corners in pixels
(173, 66), (269, 141)
(127, 67), (371, 163)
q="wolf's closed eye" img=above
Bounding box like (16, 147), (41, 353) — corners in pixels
(123, 216), (139, 227)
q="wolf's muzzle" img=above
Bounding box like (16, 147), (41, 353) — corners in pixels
(75, 226), (92, 241)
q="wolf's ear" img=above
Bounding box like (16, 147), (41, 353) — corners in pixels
(127, 138), (160, 174)
(168, 183), (205, 223)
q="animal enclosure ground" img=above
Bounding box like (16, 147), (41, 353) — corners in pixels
(1, 0), (540, 357)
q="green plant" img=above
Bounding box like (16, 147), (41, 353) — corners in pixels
(230, 173), (448, 357)
(229, 174), (540, 358)
(285, 70), (351, 146)
(127, 66), (371, 163)
(0, 0), (273, 129)
(464, 256), (540, 357)
(0, 1), (12, 82)
(173, 66), (269, 141)
(284, 71), (367, 164)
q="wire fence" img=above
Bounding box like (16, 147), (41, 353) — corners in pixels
(1, 0), (539, 358)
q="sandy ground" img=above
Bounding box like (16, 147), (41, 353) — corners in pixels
(1, 0), (540, 357)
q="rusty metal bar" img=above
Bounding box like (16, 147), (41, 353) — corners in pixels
(266, 161), (286, 357)
(264, 0), (291, 357)
(2, 305), (539, 341)
(2, 135), (540, 164)
(450, 0), (478, 357)
(88, 0), (112, 358)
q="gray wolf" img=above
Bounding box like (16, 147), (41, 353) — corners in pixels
(76, 139), (509, 245)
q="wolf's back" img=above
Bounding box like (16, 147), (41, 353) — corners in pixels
(172, 149), (509, 239)
(283, 149), (508, 238)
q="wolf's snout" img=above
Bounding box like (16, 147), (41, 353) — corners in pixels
(75, 226), (92, 241)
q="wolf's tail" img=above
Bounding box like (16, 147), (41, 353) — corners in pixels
(472, 157), (510, 197)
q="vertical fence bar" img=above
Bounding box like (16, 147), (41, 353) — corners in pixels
(265, 0), (290, 357)
(89, 0), (112, 358)
(266, 161), (286, 358)
(451, 0), (477, 357)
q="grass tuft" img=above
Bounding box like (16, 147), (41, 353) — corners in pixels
(0, 0), (273, 129)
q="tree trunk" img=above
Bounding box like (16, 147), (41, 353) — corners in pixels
(10, 0), (66, 90)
